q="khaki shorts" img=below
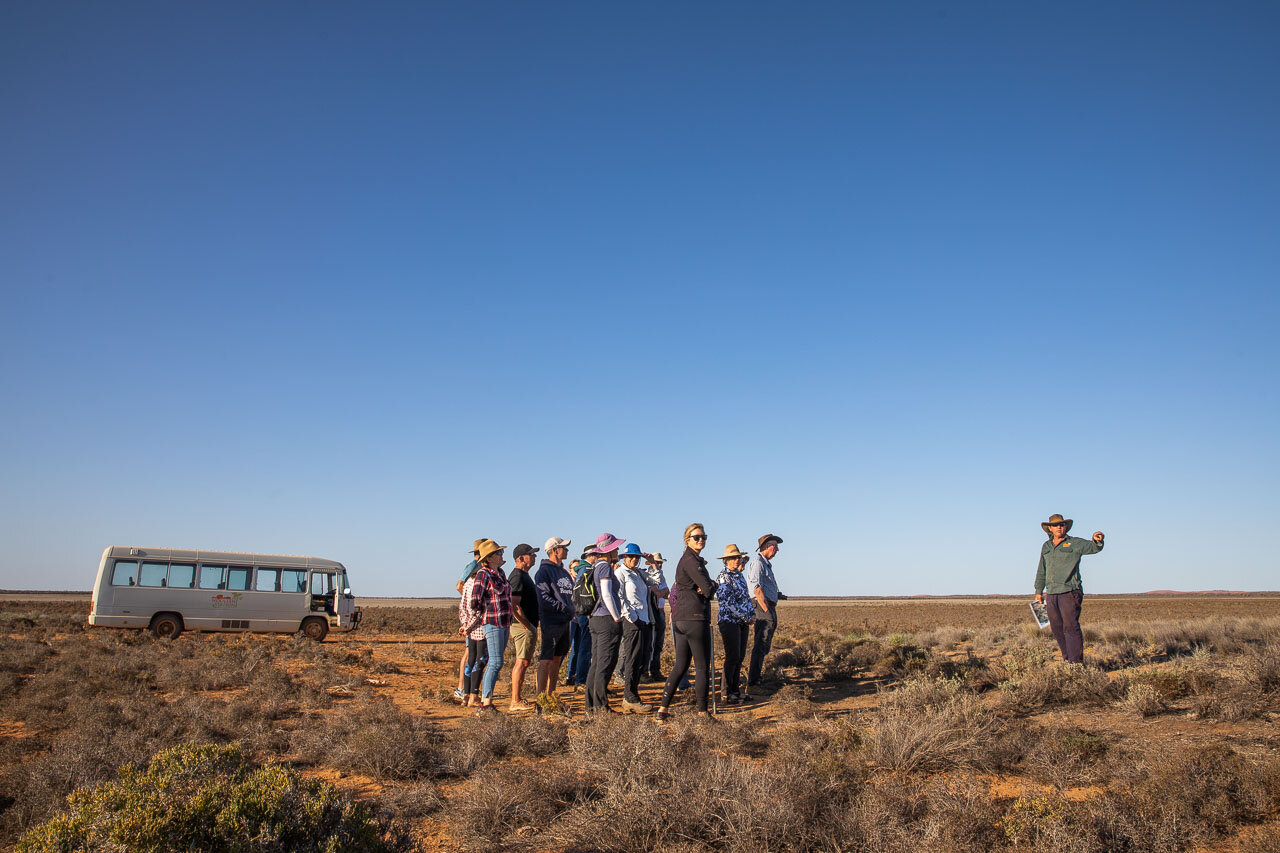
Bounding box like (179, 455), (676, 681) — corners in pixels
(510, 623), (536, 661)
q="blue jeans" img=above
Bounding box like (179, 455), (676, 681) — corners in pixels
(480, 624), (509, 699)
(567, 615), (592, 684)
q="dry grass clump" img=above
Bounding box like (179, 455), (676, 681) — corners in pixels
(292, 692), (444, 781)
(861, 676), (1008, 773)
(1021, 728), (1113, 787)
(996, 655), (1125, 715)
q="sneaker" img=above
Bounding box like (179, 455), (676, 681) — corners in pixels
(655, 707), (671, 724)
(622, 699), (652, 714)
(452, 688), (465, 702)
(508, 701), (536, 713)
(476, 704), (499, 716)
(723, 694), (740, 705)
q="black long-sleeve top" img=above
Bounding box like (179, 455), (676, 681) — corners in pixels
(670, 546), (718, 623)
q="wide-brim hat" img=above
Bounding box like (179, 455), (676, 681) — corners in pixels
(1041, 514), (1074, 535)
(619, 543), (643, 558)
(468, 539), (486, 553)
(719, 544), (748, 561)
(757, 533), (783, 551)
(645, 552), (665, 564)
(476, 539), (506, 563)
(589, 532), (626, 554)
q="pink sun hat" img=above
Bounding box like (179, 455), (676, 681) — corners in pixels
(589, 532), (626, 555)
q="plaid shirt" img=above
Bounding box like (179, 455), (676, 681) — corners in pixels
(469, 564), (513, 628)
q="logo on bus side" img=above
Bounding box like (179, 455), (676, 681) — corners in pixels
(211, 593), (243, 608)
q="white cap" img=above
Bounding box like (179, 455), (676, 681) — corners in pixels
(543, 536), (572, 553)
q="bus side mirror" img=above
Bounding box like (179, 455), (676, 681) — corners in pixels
(343, 588), (351, 596)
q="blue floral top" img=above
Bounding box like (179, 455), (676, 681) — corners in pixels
(715, 569), (754, 624)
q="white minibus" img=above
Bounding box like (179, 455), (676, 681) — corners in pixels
(89, 546), (362, 640)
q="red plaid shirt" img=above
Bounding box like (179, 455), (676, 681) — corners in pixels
(469, 564), (512, 628)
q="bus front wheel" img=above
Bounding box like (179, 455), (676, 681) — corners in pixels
(301, 617), (329, 641)
(151, 613), (183, 640)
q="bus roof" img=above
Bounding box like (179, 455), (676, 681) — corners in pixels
(104, 546), (345, 570)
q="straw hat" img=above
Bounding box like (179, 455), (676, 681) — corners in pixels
(475, 539), (506, 563)
(1041, 514), (1073, 535)
(468, 539), (486, 553)
(719, 544), (749, 562)
(645, 552), (665, 565)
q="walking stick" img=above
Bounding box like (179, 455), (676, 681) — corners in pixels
(710, 618), (718, 715)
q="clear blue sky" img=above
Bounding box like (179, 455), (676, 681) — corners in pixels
(2, 2), (1277, 595)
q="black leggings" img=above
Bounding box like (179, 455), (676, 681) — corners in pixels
(465, 637), (488, 697)
(661, 620), (711, 712)
(719, 621), (749, 696)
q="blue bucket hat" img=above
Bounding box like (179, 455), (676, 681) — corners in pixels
(619, 543), (644, 558)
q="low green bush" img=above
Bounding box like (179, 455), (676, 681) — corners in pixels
(17, 743), (395, 853)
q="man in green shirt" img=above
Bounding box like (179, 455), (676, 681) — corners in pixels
(1034, 513), (1105, 663)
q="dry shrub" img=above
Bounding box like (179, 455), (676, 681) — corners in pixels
(291, 693), (444, 781)
(1239, 823), (1280, 853)
(451, 758), (600, 851)
(1022, 728), (1112, 787)
(443, 715), (570, 776)
(862, 677), (1004, 773)
(997, 662), (1125, 715)
(843, 774), (1005, 852)
(1115, 746), (1280, 848)
(770, 684), (819, 721)
(1124, 682), (1168, 717)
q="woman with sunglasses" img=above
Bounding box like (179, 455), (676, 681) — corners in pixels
(657, 523), (719, 722)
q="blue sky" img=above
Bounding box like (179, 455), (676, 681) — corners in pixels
(2, 2), (1277, 595)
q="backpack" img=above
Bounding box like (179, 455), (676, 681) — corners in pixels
(572, 565), (598, 616)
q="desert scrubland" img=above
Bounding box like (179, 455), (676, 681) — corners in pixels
(2, 596), (1279, 851)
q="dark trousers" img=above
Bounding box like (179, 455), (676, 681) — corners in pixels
(748, 601), (777, 685)
(661, 620), (712, 712)
(719, 621), (749, 696)
(619, 619), (652, 703)
(585, 616), (622, 711)
(1046, 589), (1085, 663)
(465, 637), (488, 697)
(646, 605), (666, 677)
(567, 614), (592, 684)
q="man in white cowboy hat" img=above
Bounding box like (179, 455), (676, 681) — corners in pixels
(745, 533), (784, 688)
(1035, 514), (1105, 664)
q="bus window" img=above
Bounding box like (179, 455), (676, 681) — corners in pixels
(255, 568), (281, 592)
(169, 564), (195, 588)
(111, 560), (138, 586)
(226, 566), (251, 591)
(311, 572), (334, 595)
(140, 562), (168, 587)
(281, 569), (307, 593)
(199, 565), (225, 589)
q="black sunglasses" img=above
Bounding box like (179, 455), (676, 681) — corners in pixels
(690, 535), (707, 542)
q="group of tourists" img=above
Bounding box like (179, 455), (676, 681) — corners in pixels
(454, 524), (785, 720)
(450, 511), (1109, 718)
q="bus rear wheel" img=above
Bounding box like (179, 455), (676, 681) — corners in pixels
(301, 617), (329, 641)
(151, 613), (183, 640)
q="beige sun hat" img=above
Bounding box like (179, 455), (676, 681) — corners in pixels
(475, 539), (506, 563)
(1041, 514), (1074, 535)
(718, 544), (749, 561)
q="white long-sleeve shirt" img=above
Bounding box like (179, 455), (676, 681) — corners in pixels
(615, 564), (652, 623)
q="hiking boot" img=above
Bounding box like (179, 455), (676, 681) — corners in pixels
(509, 701), (536, 713)
(655, 707), (671, 724)
(723, 693), (740, 705)
(622, 699), (652, 714)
